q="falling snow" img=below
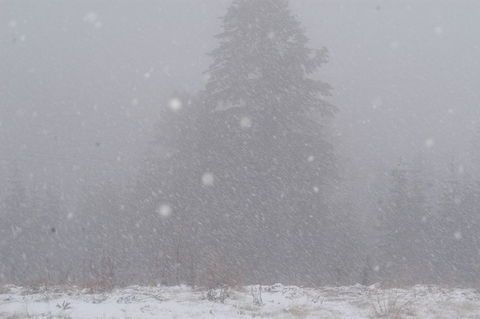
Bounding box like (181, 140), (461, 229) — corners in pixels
(425, 138), (435, 148)
(83, 12), (102, 28)
(156, 204), (172, 218)
(1, 1), (480, 317)
(201, 172), (215, 186)
(168, 98), (182, 112)
(454, 231), (462, 240)
(240, 116), (252, 128)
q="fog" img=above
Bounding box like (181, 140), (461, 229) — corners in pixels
(1, 0), (480, 287)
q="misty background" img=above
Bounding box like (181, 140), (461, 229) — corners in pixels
(1, 0), (480, 287)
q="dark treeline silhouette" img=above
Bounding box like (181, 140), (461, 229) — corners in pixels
(1, 0), (480, 288)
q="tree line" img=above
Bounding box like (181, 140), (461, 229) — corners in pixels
(1, 0), (480, 288)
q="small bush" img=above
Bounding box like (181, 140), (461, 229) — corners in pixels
(370, 292), (414, 319)
(206, 285), (229, 303)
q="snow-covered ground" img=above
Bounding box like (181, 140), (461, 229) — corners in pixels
(1, 284), (480, 318)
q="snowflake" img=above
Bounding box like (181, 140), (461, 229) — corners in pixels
(156, 204), (172, 218)
(84, 12), (97, 23)
(240, 116), (252, 129)
(390, 41), (399, 50)
(454, 231), (462, 240)
(434, 26), (444, 36)
(83, 12), (102, 28)
(202, 172), (215, 186)
(371, 96), (383, 109)
(169, 98), (183, 112)
(425, 138), (435, 148)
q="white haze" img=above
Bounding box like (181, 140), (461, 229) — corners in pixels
(1, 0), (480, 288)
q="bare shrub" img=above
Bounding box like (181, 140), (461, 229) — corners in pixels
(206, 285), (229, 303)
(370, 291), (414, 319)
(56, 300), (72, 311)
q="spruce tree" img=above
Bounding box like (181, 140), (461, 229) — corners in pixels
(200, 0), (338, 284)
(205, 0), (334, 116)
(146, 0), (341, 285)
